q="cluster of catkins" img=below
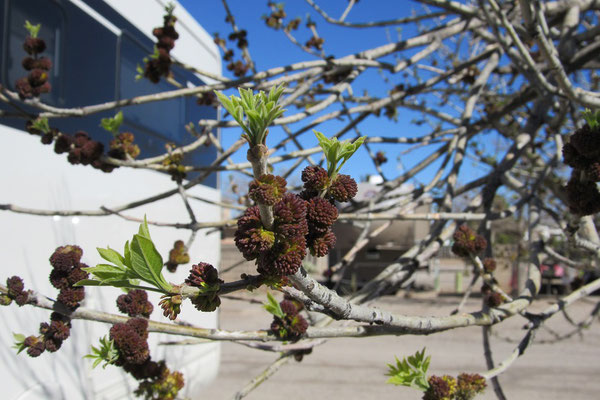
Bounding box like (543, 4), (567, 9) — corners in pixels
(451, 226), (504, 308)
(13, 246), (88, 357)
(213, 31), (250, 77)
(117, 289), (154, 318)
(145, 11), (179, 83)
(185, 263), (223, 312)
(270, 298), (308, 341)
(424, 373), (486, 400)
(562, 122), (600, 215)
(109, 132), (141, 160)
(2, 276), (31, 306)
(110, 318), (184, 400)
(306, 35), (324, 50)
(16, 35), (51, 99)
(53, 130), (116, 172)
(165, 240), (190, 272)
(48, 245), (88, 310)
(26, 121), (140, 172)
(235, 165), (357, 278)
(374, 151), (388, 166)
(162, 152), (187, 182)
(451, 225), (487, 258)
(264, 6), (286, 29)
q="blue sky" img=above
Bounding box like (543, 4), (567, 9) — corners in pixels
(178, 0), (500, 192)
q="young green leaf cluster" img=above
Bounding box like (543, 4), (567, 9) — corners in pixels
(264, 293), (308, 341)
(77, 218), (173, 294)
(215, 85), (285, 146)
(263, 292), (285, 319)
(84, 335), (120, 369)
(100, 111), (124, 135)
(582, 108), (600, 130)
(386, 348), (431, 391)
(314, 130), (365, 181)
(24, 20), (40, 37)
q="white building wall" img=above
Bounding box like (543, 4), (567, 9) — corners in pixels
(0, 126), (221, 398)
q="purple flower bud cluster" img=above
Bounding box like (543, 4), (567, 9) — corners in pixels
(110, 317), (185, 399)
(5, 276), (30, 306)
(25, 120), (58, 145)
(38, 312), (71, 353)
(259, 193), (309, 277)
(186, 263), (222, 287)
(482, 258), (496, 273)
(159, 294), (183, 321)
(49, 245), (88, 310)
(301, 166), (357, 258)
(305, 197), (338, 257)
(422, 372), (486, 400)
(374, 151), (388, 166)
(110, 318), (150, 365)
(451, 225), (487, 257)
(270, 299), (308, 341)
(249, 174), (287, 206)
(235, 206), (275, 261)
(300, 166), (358, 203)
(301, 166), (330, 193)
(235, 193), (309, 277)
(116, 290), (154, 318)
(165, 240), (190, 273)
(423, 375), (456, 400)
(16, 245), (87, 358)
(328, 174), (358, 202)
(485, 291), (504, 308)
(109, 132), (141, 160)
(145, 12), (178, 83)
(563, 123), (600, 215)
(54, 131), (116, 172)
(565, 171), (600, 216)
(16, 36), (51, 99)
(235, 165), (360, 277)
(134, 364), (185, 400)
(185, 263), (223, 312)
(456, 373), (486, 399)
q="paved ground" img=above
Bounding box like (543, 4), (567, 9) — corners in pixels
(199, 289), (600, 400)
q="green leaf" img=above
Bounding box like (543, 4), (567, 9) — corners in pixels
(214, 85), (286, 146)
(263, 292), (285, 319)
(130, 234), (171, 292)
(74, 279), (129, 288)
(583, 108), (600, 130)
(24, 20), (40, 38)
(313, 130), (365, 179)
(82, 263), (128, 279)
(30, 117), (50, 134)
(12, 333), (27, 355)
(100, 111), (124, 135)
(386, 348), (430, 392)
(138, 215), (152, 240)
(97, 247), (126, 269)
(85, 336), (120, 369)
(135, 64), (144, 81)
(124, 240), (132, 268)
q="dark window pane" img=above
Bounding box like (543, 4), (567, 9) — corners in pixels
(4, 0), (63, 105)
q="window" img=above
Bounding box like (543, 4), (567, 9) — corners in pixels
(2, 0), (64, 105)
